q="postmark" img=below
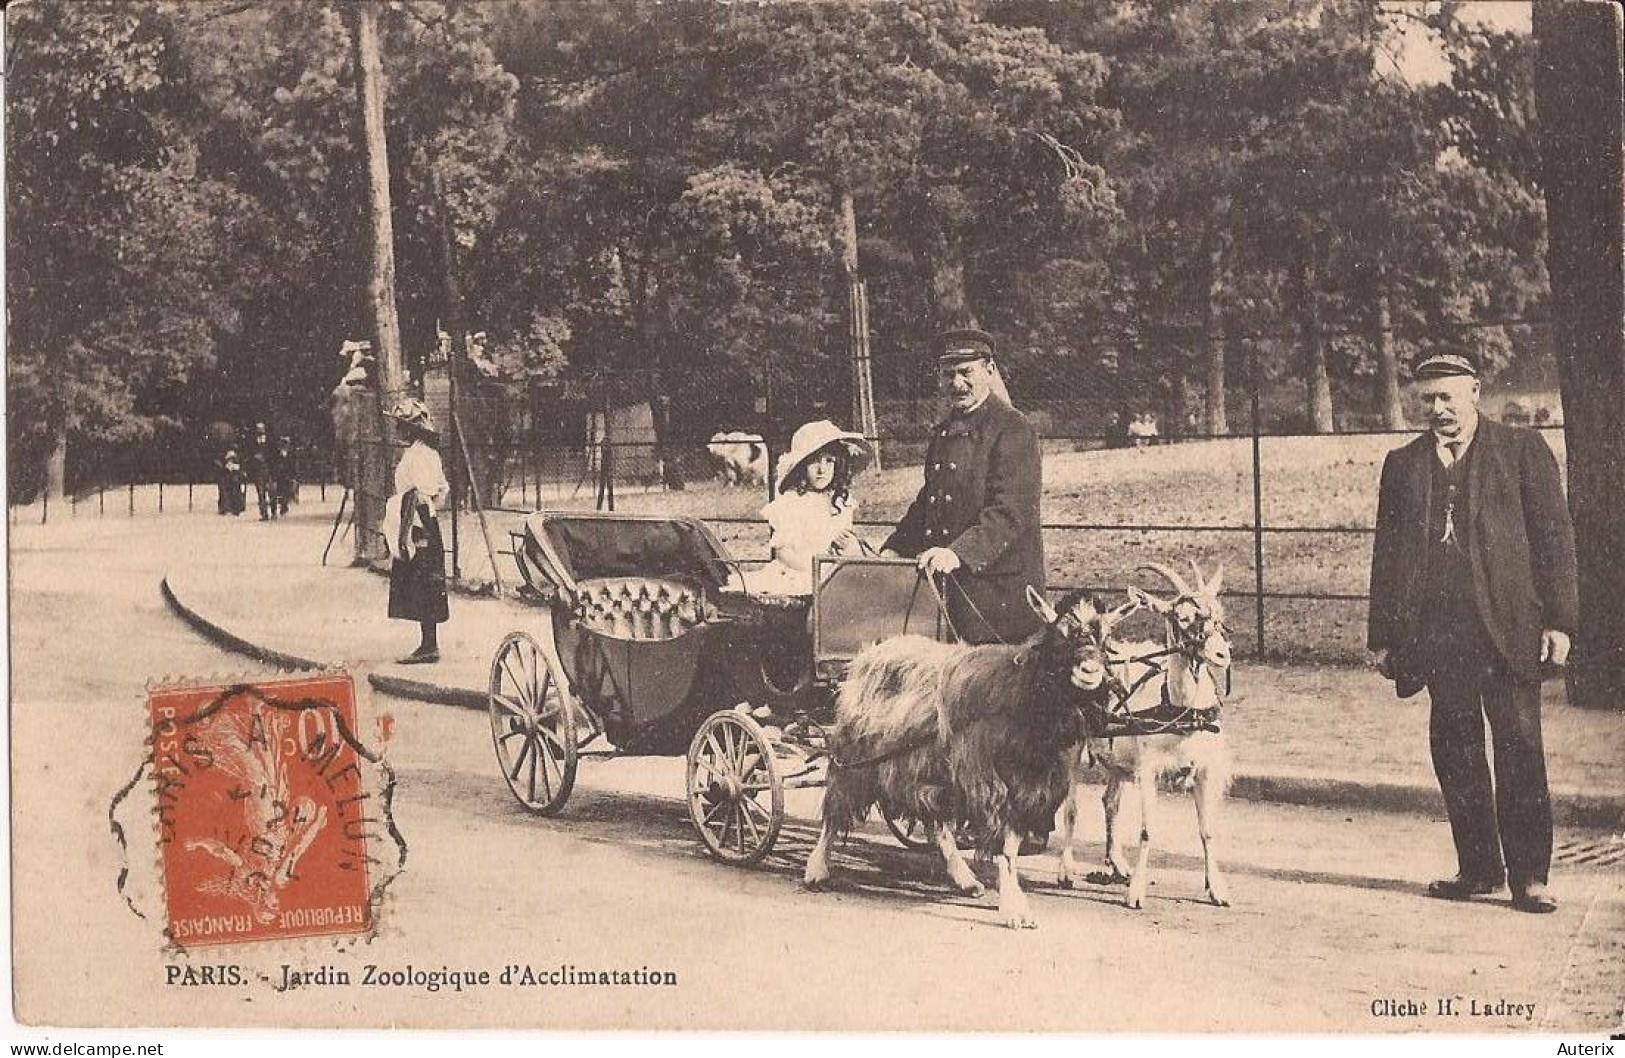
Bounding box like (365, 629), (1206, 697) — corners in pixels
(144, 672), (390, 948)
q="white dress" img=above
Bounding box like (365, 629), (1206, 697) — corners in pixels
(742, 490), (856, 596)
(383, 441), (450, 559)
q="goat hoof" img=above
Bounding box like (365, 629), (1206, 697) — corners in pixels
(803, 875), (829, 892)
(961, 882), (985, 898)
(1207, 890), (1231, 907)
(1058, 875), (1073, 890)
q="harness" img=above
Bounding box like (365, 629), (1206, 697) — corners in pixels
(1079, 643), (1226, 740)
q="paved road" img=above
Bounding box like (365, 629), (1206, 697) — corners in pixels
(9, 510), (1623, 1032)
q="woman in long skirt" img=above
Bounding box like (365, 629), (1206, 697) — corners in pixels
(384, 398), (450, 663)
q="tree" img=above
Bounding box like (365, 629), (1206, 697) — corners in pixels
(7, 1), (248, 499)
(1533, 1), (1625, 712)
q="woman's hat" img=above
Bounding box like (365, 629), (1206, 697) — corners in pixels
(776, 420), (873, 491)
(386, 397), (438, 434)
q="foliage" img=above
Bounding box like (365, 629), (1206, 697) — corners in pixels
(7, 0), (1557, 497)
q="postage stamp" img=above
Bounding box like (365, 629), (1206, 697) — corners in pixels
(146, 672), (385, 948)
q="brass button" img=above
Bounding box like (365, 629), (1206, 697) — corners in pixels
(943, 494), (952, 502)
(948, 462), (957, 470)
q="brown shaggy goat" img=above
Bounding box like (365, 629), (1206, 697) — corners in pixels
(803, 587), (1139, 929)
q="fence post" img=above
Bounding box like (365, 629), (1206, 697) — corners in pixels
(188, 482), (194, 511)
(1249, 339), (1267, 657)
(99, 485), (105, 515)
(128, 482), (135, 516)
(41, 491), (49, 524)
(159, 481), (165, 513)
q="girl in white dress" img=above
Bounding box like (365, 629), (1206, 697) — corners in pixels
(744, 420), (873, 596)
(383, 398), (451, 663)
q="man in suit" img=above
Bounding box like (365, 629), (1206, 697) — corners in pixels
(1368, 353), (1577, 914)
(881, 327), (1045, 646)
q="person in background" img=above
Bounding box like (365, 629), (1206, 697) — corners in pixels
(271, 434), (297, 516)
(248, 421), (276, 520)
(384, 399), (451, 664)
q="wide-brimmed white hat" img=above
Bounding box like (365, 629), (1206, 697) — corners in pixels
(776, 420), (873, 491)
(386, 397), (438, 435)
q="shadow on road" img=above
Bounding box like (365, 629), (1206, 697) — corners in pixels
(393, 763), (1427, 913)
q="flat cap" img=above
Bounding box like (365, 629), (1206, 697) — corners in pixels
(1413, 353), (1478, 381)
(935, 327), (996, 365)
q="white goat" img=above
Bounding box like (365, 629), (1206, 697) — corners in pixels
(1058, 562), (1234, 909)
(706, 431), (767, 487)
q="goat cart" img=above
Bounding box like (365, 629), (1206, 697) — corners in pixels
(487, 511), (955, 866)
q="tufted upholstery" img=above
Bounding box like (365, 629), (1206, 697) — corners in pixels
(571, 577), (707, 641)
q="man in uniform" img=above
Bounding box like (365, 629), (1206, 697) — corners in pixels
(882, 328), (1045, 645)
(1368, 353), (1577, 914)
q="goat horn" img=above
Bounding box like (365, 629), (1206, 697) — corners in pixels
(1136, 562), (1192, 598)
(1207, 563), (1225, 595)
(1189, 558), (1206, 593)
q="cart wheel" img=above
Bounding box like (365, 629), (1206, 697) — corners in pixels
(489, 632), (577, 814)
(686, 709), (784, 867)
(881, 805), (935, 851)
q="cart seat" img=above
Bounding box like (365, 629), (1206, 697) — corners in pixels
(516, 511), (738, 596)
(571, 576), (707, 642)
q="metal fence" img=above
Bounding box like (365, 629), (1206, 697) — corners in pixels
(14, 320), (1565, 665)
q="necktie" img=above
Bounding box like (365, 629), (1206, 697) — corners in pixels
(1441, 442), (1462, 543)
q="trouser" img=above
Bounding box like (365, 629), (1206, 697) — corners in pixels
(1426, 657), (1551, 888)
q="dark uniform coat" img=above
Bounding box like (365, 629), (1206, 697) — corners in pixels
(883, 394), (1045, 643)
(1368, 416), (1578, 693)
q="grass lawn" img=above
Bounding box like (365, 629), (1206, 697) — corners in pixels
(483, 430), (1569, 664)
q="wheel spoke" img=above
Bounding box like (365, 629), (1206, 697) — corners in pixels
(740, 793), (772, 824)
(693, 756), (728, 785)
(534, 731), (555, 803)
(491, 692), (528, 720)
(702, 797), (731, 828)
(496, 726), (527, 745)
(537, 724), (569, 758)
(739, 800), (762, 845)
(733, 805), (747, 852)
(501, 653), (529, 709)
(526, 734), (540, 802)
(704, 733), (729, 777)
(508, 735), (534, 783)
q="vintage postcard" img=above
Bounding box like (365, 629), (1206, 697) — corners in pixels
(6, 0), (1623, 1037)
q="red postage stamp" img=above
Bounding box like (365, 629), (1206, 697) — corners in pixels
(148, 673), (380, 947)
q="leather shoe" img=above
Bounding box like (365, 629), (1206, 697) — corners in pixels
(1511, 883), (1557, 914)
(1426, 874), (1504, 900)
(397, 650), (441, 665)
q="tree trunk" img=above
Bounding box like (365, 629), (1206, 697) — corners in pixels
(1534, 1), (1625, 711)
(350, 0), (406, 563)
(1297, 257), (1335, 434)
(1202, 226), (1228, 436)
(839, 189), (881, 468)
(1372, 287), (1407, 430)
(44, 420), (67, 502)
(919, 221), (977, 330)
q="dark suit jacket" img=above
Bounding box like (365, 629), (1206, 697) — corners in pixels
(1367, 417), (1578, 691)
(884, 394), (1045, 643)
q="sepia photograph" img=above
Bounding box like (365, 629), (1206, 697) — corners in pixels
(4, 0), (1622, 1038)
